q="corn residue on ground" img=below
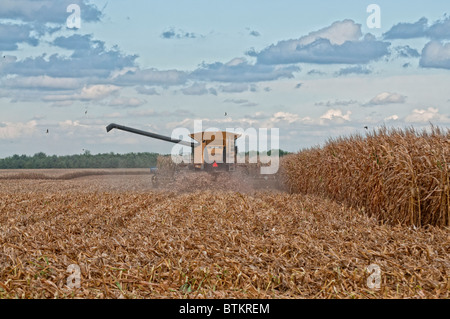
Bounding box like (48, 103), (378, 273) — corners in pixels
(0, 176), (448, 299)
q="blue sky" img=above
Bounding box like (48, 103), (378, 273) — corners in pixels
(0, 0), (449, 157)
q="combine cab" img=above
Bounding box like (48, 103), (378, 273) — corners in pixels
(106, 123), (280, 189)
(188, 130), (240, 172)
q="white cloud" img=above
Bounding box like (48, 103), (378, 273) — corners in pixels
(251, 20), (390, 65)
(384, 114), (399, 121)
(80, 85), (120, 100)
(43, 85), (120, 102)
(127, 109), (195, 118)
(59, 120), (86, 128)
(271, 112), (303, 124)
(226, 58), (247, 66)
(191, 58), (299, 83)
(420, 41), (450, 69)
(115, 68), (187, 86)
(315, 99), (358, 107)
(135, 86), (159, 95)
(320, 109), (351, 121)
(405, 107), (450, 123)
(107, 97), (146, 108)
(336, 65), (372, 76)
(0, 120), (37, 139)
(298, 19), (362, 46)
(218, 83), (256, 93)
(264, 109), (352, 127)
(384, 17), (450, 40)
(3, 75), (81, 90)
(165, 117), (261, 131)
(223, 99), (257, 107)
(367, 92), (406, 105)
(245, 112), (268, 120)
(181, 83), (209, 95)
(110, 67), (138, 79)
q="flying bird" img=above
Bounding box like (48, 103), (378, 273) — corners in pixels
(46, 129), (49, 134)
(364, 126), (368, 130)
(224, 112), (227, 116)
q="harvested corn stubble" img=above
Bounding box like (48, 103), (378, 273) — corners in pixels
(0, 173), (448, 299)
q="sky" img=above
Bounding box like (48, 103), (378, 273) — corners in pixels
(0, 0), (449, 157)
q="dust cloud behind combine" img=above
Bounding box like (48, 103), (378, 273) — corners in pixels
(0, 167), (282, 194)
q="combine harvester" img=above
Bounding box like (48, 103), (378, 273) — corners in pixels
(106, 123), (279, 189)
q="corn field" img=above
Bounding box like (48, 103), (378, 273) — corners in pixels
(0, 127), (449, 299)
(281, 126), (450, 228)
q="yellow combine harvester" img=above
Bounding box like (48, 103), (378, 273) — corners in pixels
(106, 123), (240, 172)
(106, 123), (279, 189)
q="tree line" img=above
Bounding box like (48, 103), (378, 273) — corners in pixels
(0, 149), (291, 169)
(0, 151), (159, 169)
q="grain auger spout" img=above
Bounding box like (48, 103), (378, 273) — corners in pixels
(106, 123), (197, 148)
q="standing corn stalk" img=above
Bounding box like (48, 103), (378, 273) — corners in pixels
(281, 126), (450, 228)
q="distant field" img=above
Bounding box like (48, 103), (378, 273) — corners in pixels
(0, 168), (150, 180)
(0, 169), (448, 299)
